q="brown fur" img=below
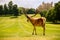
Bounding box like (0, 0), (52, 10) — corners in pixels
(25, 14), (46, 35)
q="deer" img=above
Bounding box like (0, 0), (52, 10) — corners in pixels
(23, 8), (46, 35)
(24, 13), (46, 36)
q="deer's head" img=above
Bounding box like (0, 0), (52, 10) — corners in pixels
(26, 15), (33, 22)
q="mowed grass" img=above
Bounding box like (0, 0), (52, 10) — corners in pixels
(0, 14), (60, 40)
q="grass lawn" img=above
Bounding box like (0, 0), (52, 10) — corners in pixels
(0, 14), (60, 40)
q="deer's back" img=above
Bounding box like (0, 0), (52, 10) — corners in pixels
(32, 17), (46, 26)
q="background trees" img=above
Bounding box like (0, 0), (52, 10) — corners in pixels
(8, 1), (13, 15)
(54, 1), (60, 21)
(40, 10), (47, 17)
(26, 8), (35, 14)
(46, 8), (56, 22)
(0, 1), (19, 16)
(19, 7), (25, 15)
(39, 1), (60, 23)
(0, 5), (3, 16)
(13, 4), (19, 17)
(0, 1), (60, 23)
(4, 4), (8, 15)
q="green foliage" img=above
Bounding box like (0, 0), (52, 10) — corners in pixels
(0, 5), (3, 16)
(19, 7), (25, 15)
(4, 4), (8, 15)
(55, 1), (60, 21)
(46, 8), (56, 22)
(45, 1), (60, 23)
(13, 4), (19, 17)
(26, 8), (35, 14)
(8, 1), (13, 15)
(0, 1), (19, 16)
(40, 10), (47, 17)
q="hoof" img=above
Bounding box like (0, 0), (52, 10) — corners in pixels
(35, 33), (37, 35)
(43, 34), (45, 36)
(32, 33), (34, 35)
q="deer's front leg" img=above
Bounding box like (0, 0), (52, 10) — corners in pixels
(32, 27), (37, 35)
(32, 28), (34, 35)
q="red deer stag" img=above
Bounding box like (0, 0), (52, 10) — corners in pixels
(25, 14), (46, 36)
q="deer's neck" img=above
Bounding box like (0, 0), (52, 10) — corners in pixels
(24, 14), (34, 23)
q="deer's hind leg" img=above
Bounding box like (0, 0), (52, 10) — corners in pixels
(42, 24), (45, 36)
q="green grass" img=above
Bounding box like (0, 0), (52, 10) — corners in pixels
(0, 14), (60, 40)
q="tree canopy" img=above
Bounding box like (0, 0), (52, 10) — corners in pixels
(55, 1), (60, 21)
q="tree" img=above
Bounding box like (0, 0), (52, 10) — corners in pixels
(8, 1), (13, 15)
(0, 5), (3, 16)
(4, 4), (8, 15)
(46, 8), (55, 22)
(13, 4), (19, 17)
(45, 1), (60, 23)
(55, 1), (60, 21)
(26, 8), (35, 14)
(19, 7), (25, 15)
(40, 10), (47, 17)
